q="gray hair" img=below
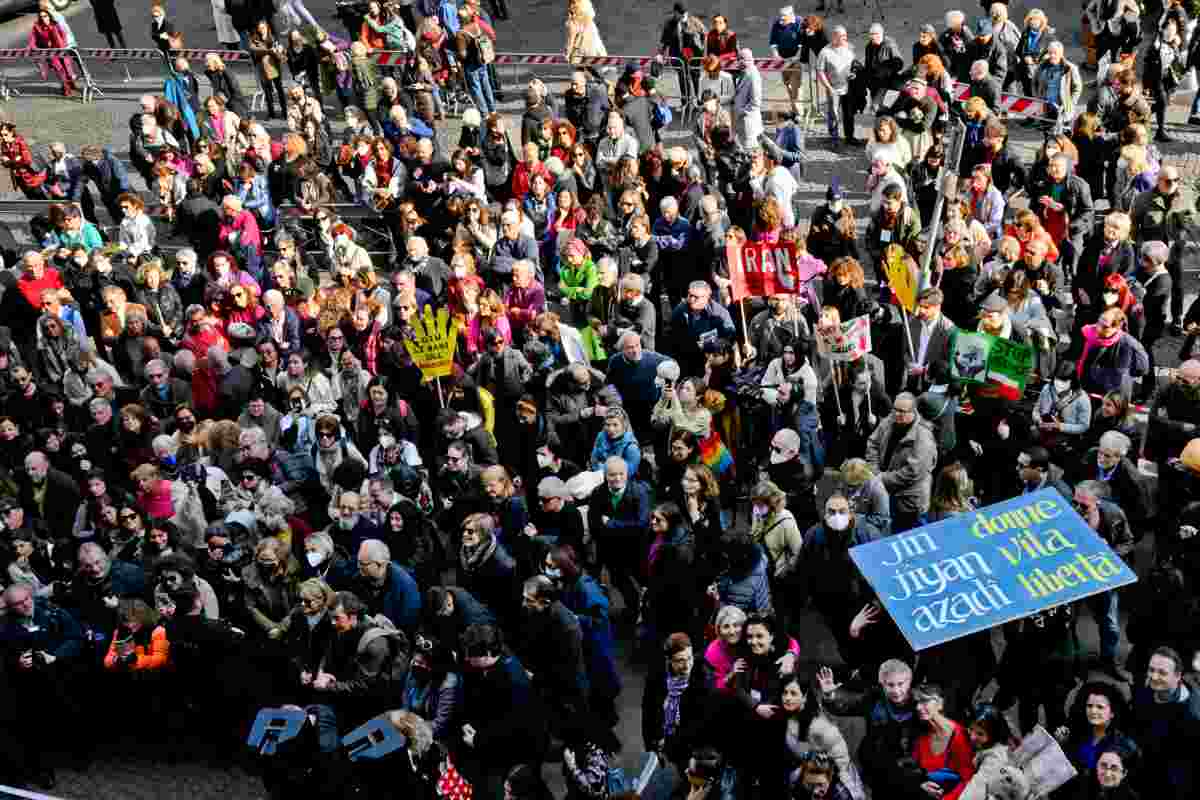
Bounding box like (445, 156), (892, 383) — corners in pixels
(1099, 431), (1131, 456)
(263, 289), (284, 307)
(714, 605), (747, 629)
(1075, 479), (1112, 500)
(688, 280), (711, 296)
(619, 273), (644, 294)
(359, 538), (391, 563)
(971, 59), (990, 74)
(144, 358), (167, 375)
(659, 196), (678, 212)
(1141, 240), (1169, 265)
(175, 247), (197, 264)
(152, 434), (178, 456)
(946, 10), (965, 25)
(306, 531), (335, 558)
(88, 397), (110, 413)
(240, 426), (268, 447)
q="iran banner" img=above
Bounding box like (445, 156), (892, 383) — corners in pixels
(726, 241), (817, 301)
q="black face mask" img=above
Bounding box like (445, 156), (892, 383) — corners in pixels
(177, 418), (195, 433)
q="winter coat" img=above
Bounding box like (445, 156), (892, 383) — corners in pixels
(717, 550), (772, 613)
(1076, 324), (1149, 397)
(459, 653), (547, 768)
(459, 540), (518, 623)
(589, 427), (641, 476)
(865, 418), (938, 514)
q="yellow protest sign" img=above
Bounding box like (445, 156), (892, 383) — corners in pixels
(883, 244), (918, 313)
(403, 305), (460, 380)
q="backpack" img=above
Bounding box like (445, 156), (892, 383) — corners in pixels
(651, 99), (673, 130)
(358, 615), (411, 695)
(471, 30), (495, 65)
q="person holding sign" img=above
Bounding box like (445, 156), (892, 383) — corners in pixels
(900, 288), (959, 394)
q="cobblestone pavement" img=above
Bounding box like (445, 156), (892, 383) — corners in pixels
(0, 0), (1190, 796)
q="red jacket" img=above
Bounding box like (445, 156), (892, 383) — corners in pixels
(17, 268), (63, 309)
(0, 136), (45, 189)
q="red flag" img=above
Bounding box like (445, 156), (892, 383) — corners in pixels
(726, 241), (800, 301)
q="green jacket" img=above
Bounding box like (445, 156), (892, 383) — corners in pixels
(559, 257), (599, 302)
(351, 55), (380, 111)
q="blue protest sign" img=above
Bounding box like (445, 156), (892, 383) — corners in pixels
(849, 489), (1138, 651)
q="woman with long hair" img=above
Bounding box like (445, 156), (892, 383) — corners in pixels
(1054, 682), (1139, 785)
(564, 0), (605, 62)
(775, 672), (865, 799)
(927, 462), (977, 522)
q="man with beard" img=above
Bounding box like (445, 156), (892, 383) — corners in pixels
(328, 491), (380, 557)
(355, 539), (421, 633)
(513, 575), (588, 728)
(18, 450), (80, 539)
(456, 623), (547, 800)
(865, 185), (921, 282)
(60, 541), (146, 654)
(747, 293), (808, 367)
(865, 393), (937, 534)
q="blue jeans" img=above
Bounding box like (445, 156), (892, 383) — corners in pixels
(304, 704), (341, 753)
(466, 66), (495, 113)
(1086, 590), (1120, 662)
(1191, 90), (1200, 117)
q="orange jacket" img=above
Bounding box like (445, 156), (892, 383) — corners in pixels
(104, 625), (170, 672)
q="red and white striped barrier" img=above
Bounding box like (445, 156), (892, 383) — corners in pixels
(75, 47), (249, 62)
(368, 50), (685, 70)
(0, 47), (76, 60)
(949, 80), (1056, 118)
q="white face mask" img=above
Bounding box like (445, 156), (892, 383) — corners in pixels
(1053, 379), (1071, 393)
(1102, 292), (1119, 306)
(829, 200), (843, 213)
(536, 453), (553, 469)
(338, 514), (358, 530)
(997, 422), (1011, 440)
(770, 448), (790, 465)
(306, 551), (325, 567)
(826, 512), (851, 531)
(453, 267), (467, 279)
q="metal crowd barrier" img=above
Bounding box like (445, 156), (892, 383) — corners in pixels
(0, 47), (99, 103)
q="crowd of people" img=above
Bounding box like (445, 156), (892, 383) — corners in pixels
(2, 0), (1200, 799)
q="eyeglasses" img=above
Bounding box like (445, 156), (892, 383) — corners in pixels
(146, 372), (166, 379)
(119, 512), (138, 521)
(318, 432), (336, 440)
(327, 334), (344, 341)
